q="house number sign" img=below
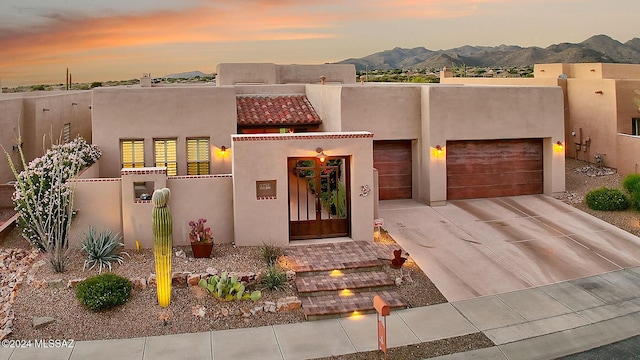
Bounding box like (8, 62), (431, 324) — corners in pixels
(256, 180), (277, 200)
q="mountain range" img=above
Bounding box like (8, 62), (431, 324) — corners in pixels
(336, 35), (640, 70)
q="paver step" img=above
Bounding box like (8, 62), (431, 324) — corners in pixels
(300, 290), (407, 320)
(295, 270), (395, 296)
(291, 259), (385, 276)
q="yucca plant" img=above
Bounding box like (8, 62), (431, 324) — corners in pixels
(260, 265), (287, 290)
(81, 226), (129, 273)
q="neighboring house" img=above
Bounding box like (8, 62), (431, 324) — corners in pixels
(69, 63), (565, 249)
(441, 63), (640, 175)
(0, 91), (92, 184)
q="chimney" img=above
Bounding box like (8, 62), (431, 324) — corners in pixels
(140, 73), (152, 87)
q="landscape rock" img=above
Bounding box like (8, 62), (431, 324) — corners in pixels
(220, 308), (229, 317)
(175, 250), (186, 258)
(285, 270), (296, 282)
(240, 307), (251, 318)
(263, 301), (277, 313)
(46, 279), (64, 288)
(205, 267), (218, 276)
(67, 278), (85, 288)
(187, 273), (201, 287)
(191, 305), (206, 318)
(130, 277), (147, 290)
(276, 297), (302, 312)
(171, 272), (189, 288)
(147, 274), (156, 288)
(32, 316), (55, 329)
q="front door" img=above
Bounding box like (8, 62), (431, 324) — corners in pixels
(289, 157), (350, 240)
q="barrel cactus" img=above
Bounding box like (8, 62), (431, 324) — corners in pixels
(152, 188), (172, 307)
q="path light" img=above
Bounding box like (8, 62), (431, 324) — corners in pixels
(316, 147), (327, 163)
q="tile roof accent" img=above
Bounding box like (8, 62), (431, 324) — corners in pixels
(236, 95), (322, 127)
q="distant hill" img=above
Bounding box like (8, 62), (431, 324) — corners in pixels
(336, 35), (640, 70)
(162, 70), (213, 79)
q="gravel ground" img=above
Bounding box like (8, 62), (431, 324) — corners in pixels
(1, 157), (638, 358)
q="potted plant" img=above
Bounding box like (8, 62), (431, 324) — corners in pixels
(188, 218), (213, 258)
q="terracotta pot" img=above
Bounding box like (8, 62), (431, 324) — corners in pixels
(191, 242), (213, 258)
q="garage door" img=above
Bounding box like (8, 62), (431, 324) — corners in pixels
(374, 140), (412, 200)
(446, 139), (543, 200)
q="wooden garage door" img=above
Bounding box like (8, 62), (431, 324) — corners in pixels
(374, 140), (412, 200)
(446, 139), (543, 200)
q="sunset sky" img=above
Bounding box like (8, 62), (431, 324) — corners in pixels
(1, 0), (638, 87)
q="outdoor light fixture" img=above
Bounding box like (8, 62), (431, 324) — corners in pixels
(595, 90), (603, 94)
(316, 147), (327, 163)
(71, 102), (78, 106)
(42, 108), (50, 112)
(555, 141), (564, 149)
(435, 145), (443, 155)
(220, 146), (227, 155)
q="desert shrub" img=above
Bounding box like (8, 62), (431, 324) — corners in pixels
(5, 136), (101, 272)
(260, 242), (284, 266)
(76, 273), (132, 311)
(623, 174), (640, 210)
(585, 187), (629, 211)
(260, 265), (287, 290)
(81, 227), (129, 273)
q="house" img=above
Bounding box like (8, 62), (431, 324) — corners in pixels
(0, 91), (92, 184)
(441, 63), (640, 175)
(65, 63), (564, 249)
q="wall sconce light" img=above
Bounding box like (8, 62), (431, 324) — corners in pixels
(220, 146), (227, 156)
(555, 141), (564, 149)
(316, 147), (327, 163)
(42, 108), (50, 112)
(71, 102), (78, 106)
(590, 69), (596, 72)
(594, 90), (603, 94)
(435, 145), (443, 155)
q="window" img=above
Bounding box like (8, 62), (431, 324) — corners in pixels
(633, 118), (640, 136)
(187, 138), (210, 175)
(154, 139), (177, 176)
(62, 123), (71, 143)
(121, 140), (145, 169)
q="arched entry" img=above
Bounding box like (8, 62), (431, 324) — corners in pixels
(288, 157), (350, 240)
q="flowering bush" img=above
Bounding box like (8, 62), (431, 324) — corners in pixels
(7, 136), (101, 270)
(188, 218), (213, 243)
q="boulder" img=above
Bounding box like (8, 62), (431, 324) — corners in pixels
(32, 316), (55, 329)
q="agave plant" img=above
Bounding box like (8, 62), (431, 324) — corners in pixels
(81, 226), (129, 273)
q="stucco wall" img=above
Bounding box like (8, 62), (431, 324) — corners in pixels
(68, 178), (123, 248)
(339, 85), (422, 140)
(92, 87), (237, 178)
(305, 85), (343, 132)
(617, 134), (640, 175)
(0, 92), (91, 184)
(566, 79), (618, 166)
(232, 132), (374, 247)
(0, 98), (24, 183)
(217, 63), (277, 85)
(423, 85), (565, 204)
(615, 80), (640, 135)
(166, 175), (234, 245)
(276, 64), (356, 84)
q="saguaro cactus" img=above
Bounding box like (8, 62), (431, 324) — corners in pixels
(152, 188), (172, 307)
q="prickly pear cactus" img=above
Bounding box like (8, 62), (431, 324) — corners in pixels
(152, 188), (172, 307)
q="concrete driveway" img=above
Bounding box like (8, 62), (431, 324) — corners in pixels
(380, 195), (640, 302)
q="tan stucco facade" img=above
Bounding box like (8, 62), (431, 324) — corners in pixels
(92, 87), (236, 178)
(231, 132), (374, 247)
